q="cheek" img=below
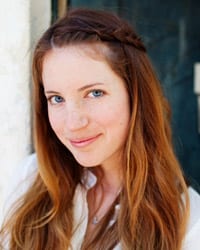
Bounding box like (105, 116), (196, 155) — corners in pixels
(48, 110), (64, 135)
(103, 96), (130, 122)
(95, 101), (130, 132)
(112, 103), (130, 137)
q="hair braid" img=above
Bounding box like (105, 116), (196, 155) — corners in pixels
(50, 8), (146, 52)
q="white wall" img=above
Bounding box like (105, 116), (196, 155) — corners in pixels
(0, 0), (51, 206)
(194, 63), (200, 133)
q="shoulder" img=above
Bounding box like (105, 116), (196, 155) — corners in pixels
(183, 187), (200, 250)
(0, 153), (38, 225)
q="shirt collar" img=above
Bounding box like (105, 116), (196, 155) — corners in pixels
(81, 169), (97, 190)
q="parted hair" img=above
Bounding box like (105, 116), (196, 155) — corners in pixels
(0, 8), (189, 250)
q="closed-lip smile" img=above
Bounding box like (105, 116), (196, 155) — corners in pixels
(69, 134), (101, 148)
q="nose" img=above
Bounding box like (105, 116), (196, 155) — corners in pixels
(66, 109), (89, 131)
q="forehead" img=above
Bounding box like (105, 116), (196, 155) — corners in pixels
(44, 42), (110, 64)
(42, 44), (109, 79)
(42, 43), (122, 90)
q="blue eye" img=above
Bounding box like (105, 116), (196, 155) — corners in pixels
(89, 90), (104, 98)
(49, 95), (64, 104)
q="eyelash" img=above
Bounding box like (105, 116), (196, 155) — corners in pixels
(87, 89), (105, 98)
(47, 89), (105, 105)
(47, 95), (64, 105)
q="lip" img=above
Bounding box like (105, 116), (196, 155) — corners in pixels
(69, 134), (101, 148)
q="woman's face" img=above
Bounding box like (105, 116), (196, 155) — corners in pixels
(42, 45), (130, 170)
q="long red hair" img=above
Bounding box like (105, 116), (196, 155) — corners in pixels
(0, 8), (189, 250)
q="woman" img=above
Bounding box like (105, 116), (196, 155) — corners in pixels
(1, 8), (200, 250)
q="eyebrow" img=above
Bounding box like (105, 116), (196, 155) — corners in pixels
(78, 83), (104, 91)
(45, 83), (104, 95)
(44, 83), (105, 95)
(45, 90), (61, 95)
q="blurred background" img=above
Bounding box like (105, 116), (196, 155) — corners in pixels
(0, 0), (199, 204)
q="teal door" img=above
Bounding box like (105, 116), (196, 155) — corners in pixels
(60, 0), (200, 185)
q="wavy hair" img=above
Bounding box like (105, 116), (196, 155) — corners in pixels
(1, 8), (189, 250)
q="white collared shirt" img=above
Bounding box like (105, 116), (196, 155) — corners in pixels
(1, 154), (200, 250)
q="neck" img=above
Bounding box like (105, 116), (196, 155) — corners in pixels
(87, 163), (122, 228)
(96, 164), (123, 194)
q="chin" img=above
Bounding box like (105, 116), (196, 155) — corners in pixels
(74, 157), (100, 168)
